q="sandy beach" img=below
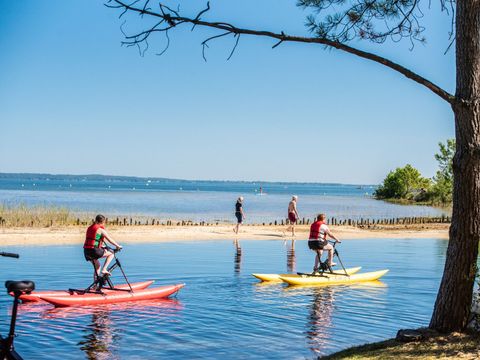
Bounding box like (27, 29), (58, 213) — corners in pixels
(0, 223), (449, 246)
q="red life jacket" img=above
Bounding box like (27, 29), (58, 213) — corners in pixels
(309, 221), (326, 240)
(84, 223), (105, 249)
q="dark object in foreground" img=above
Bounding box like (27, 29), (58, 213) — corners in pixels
(1, 279), (35, 360)
(0, 252), (19, 259)
(396, 329), (424, 342)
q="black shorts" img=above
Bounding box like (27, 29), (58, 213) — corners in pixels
(235, 212), (243, 224)
(84, 247), (105, 261)
(308, 240), (327, 251)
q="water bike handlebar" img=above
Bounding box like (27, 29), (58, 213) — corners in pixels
(0, 251), (19, 258)
(104, 245), (122, 254)
(328, 240), (341, 246)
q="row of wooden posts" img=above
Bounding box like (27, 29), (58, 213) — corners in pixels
(0, 215), (451, 227)
(71, 215), (451, 227)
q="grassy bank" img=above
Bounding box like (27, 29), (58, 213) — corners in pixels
(0, 204), (452, 229)
(0, 204), (77, 227)
(321, 329), (480, 359)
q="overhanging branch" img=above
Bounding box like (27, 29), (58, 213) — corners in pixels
(108, 0), (455, 104)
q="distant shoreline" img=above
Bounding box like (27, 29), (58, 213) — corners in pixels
(0, 223), (449, 246)
(0, 171), (375, 187)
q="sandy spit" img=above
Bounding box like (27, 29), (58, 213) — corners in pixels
(0, 224), (449, 247)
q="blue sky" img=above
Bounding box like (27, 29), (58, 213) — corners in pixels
(0, 0), (455, 184)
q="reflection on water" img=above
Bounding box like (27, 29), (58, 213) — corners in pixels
(0, 239), (447, 359)
(78, 310), (116, 360)
(234, 239), (242, 274)
(286, 240), (296, 273)
(307, 288), (335, 356)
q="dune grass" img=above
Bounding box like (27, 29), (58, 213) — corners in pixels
(0, 203), (77, 227)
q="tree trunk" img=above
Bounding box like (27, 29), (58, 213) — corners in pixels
(430, 0), (480, 331)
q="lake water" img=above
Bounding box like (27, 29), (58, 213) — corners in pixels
(0, 176), (449, 222)
(0, 238), (447, 359)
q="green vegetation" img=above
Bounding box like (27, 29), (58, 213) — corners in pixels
(374, 140), (455, 205)
(321, 329), (480, 359)
(0, 203), (76, 227)
(374, 165), (431, 201)
(429, 139), (454, 204)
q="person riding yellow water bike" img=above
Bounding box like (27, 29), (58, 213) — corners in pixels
(308, 213), (341, 274)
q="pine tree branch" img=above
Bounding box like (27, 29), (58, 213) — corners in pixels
(108, 0), (455, 104)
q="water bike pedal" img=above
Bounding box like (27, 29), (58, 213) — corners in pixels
(68, 274), (115, 295)
(319, 261), (335, 271)
(68, 289), (106, 296)
(296, 272), (328, 277)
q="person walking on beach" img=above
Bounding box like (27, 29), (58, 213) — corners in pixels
(308, 213), (341, 273)
(84, 214), (122, 277)
(285, 195), (299, 236)
(234, 197), (245, 234)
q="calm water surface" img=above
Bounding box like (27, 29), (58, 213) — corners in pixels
(0, 177), (448, 221)
(0, 239), (447, 359)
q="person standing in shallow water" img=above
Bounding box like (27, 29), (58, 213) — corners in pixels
(285, 195), (299, 237)
(84, 214), (122, 278)
(233, 197), (245, 234)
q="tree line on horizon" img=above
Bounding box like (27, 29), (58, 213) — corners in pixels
(374, 139), (454, 206)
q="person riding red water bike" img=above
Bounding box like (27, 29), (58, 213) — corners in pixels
(84, 214), (122, 278)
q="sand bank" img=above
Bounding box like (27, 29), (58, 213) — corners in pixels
(0, 223), (449, 246)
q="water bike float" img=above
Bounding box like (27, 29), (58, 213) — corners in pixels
(35, 247), (183, 307)
(14, 281), (154, 303)
(252, 267), (362, 282)
(278, 269), (388, 286)
(40, 283), (185, 307)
